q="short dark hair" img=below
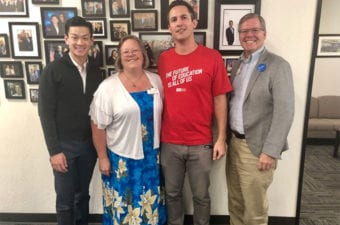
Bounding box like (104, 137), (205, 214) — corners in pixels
(65, 16), (93, 37)
(167, 0), (197, 24)
(238, 13), (266, 32)
(115, 35), (150, 70)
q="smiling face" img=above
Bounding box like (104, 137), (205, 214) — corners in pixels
(119, 39), (143, 70)
(168, 5), (197, 43)
(238, 17), (266, 57)
(64, 26), (93, 64)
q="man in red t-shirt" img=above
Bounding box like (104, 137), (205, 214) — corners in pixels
(158, 1), (232, 225)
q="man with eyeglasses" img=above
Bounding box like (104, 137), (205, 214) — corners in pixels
(226, 13), (295, 225)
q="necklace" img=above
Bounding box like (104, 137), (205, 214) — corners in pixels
(122, 72), (144, 88)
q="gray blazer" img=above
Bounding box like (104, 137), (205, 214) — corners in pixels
(229, 48), (294, 159)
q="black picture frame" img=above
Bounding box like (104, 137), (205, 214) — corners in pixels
(109, 0), (130, 18)
(131, 10), (158, 31)
(32, 0), (59, 4)
(213, 0), (261, 56)
(161, 0), (208, 29)
(89, 41), (104, 67)
(25, 61), (42, 84)
(139, 31), (205, 67)
(0, 61), (24, 78)
(0, 0), (28, 17)
(223, 55), (239, 74)
(44, 40), (69, 65)
(105, 45), (119, 66)
(29, 88), (39, 102)
(107, 68), (116, 77)
(109, 20), (130, 42)
(8, 22), (42, 59)
(0, 34), (10, 58)
(139, 32), (174, 67)
(135, 0), (154, 9)
(4, 80), (26, 99)
(87, 18), (107, 39)
(81, 0), (106, 18)
(41, 7), (77, 39)
(316, 35), (340, 57)
(194, 32), (206, 46)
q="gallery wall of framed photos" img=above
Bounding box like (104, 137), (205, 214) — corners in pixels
(0, 0), (215, 102)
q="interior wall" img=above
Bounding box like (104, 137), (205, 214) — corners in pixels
(0, 0), (317, 218)
(312, 0), (340, 97)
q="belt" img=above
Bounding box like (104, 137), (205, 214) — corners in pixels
(231, 130), (245, 139)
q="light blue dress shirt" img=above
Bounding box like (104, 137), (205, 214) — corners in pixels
(229, 46), (264, 134)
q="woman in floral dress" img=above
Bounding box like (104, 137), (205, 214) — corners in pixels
(90, 35), (166, 225)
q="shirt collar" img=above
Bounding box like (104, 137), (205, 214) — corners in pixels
(240, 46), (265, 64)
(68, 53), (88, 72)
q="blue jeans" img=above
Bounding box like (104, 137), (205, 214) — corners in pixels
(53, 140), (97, 225)
(160, 143), (213, 225)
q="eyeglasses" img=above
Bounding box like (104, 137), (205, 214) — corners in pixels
(121, 49), (141, 56)
(238, 28), (264, 35)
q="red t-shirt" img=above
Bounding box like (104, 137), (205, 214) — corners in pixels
(158, 45), (232, 145)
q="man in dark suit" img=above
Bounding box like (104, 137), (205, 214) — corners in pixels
(46, 15), (60, 36)
(227, 13), (294, 225)
(19, 30), (33, 51)
(94, 3), (103, 14)
(225, 20), (235, 45)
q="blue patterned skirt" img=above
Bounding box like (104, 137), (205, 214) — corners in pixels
(101, 91), (166, 225)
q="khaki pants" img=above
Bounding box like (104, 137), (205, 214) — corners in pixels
(226, 135), (274, 225)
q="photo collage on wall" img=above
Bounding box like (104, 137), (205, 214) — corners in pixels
(0, 0), (210, 101)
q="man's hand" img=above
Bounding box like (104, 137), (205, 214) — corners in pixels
(50, 152), (68, 173)
(213, 140), (227, 160)
(258, 153), (276, 171)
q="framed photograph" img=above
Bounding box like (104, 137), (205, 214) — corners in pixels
(135, 0), (154, 9)
(0, 34), (10, 58)
(109, 20), (130, 42)
(317, 35), (340, 57)
(41, 7), (77, 38)
(131, 10), (158, 31)
(105, 45), (119, 66)
(0, 0), (28, 17)
(194, 32), (206, 46)
(88, 18), (107, 39)
(89, 41), (104, 67)
(139, 32), (174, 67)
(29, 88), (39, 102)
(214, 0), (261, 55)
(0, 61), (23, 78)
(32, 0), (59, 4)
(161, 0), (208, 29)
(8, 22), (42, 59)
(109, 0), (130, 18)
(4, 80), (26, 99)
(44, 40), (69, 65)
(25, 61), (42, 84)
(223, 55), (239, 74)
(139, 32), (205, 67)
(81, 0), (106, 18)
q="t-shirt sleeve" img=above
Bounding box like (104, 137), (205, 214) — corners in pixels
(89, 83), (113, 129)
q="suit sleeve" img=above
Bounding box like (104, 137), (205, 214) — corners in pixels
(262, 60), (295, 158)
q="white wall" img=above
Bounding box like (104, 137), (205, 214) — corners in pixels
(0, 0), (317, 218)
(312, 0), (340, 97)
